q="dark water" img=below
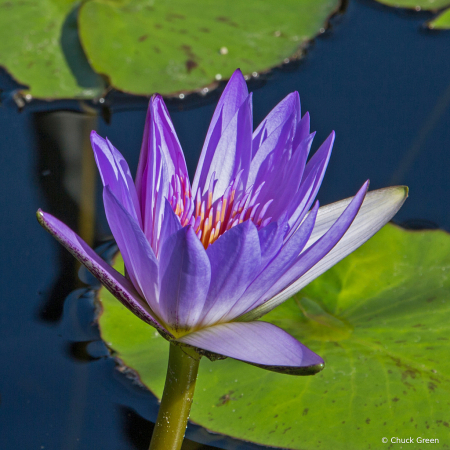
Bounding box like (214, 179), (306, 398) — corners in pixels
(1, 0), (449, 448)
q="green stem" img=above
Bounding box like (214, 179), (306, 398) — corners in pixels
(149, 343), (201, 450)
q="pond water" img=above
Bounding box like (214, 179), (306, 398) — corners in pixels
(1, 0), (449, 449)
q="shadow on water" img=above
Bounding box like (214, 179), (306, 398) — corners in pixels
(60, 4), (105, 94)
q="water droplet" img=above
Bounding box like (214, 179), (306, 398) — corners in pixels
(179, 93), (185, 99)
(99, 98), (105, 104)
(215, 74), (222, 80)
(274, 30), (281, 37)
(219, 47), (228, 55)
(319, 27), (325, 34)
(252, 72), (259, 77)
(283, 58), (290, 64)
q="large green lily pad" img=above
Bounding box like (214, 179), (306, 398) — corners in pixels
(428, 8), (450, 28)
(373, 0), (450, 10)
(0, 0), (105, 99)
(98, 224), (450, 449)
(0, 0), (339, 99)
(77, 0), (339, 96)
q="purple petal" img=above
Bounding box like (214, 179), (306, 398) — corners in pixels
(225, 201), (319, 320)
(135, 95), (183, 248)
(199, 221), (261, 327)
(157, 199), (182, 255)
(258, 218), (289, 268)
(176, 321), (324, 375)
(103, 186), (161, 317)
(287, 132), (334, 230)
(90, 131), (142, 227)
(192, 69), (249, 196)
(300, 131), (334, 193)
(159, 227), (211, 331)
(198, 94), (253, 201)
(252, 92), (300, 159)
(36, 209), (171, 336)
(292, 111), (311, 151)
(269, 186), (409, 305)
(136, 94), (189, 192)
(241, 181), (370, 320)
(251, 132), (315, 224)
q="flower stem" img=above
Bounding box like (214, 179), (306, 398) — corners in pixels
(149, 343), (201, 450)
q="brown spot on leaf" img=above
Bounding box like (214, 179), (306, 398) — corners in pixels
(366, 418), (370, 424)
(428, 382), (437, 392)
(217, 390), (235, 406)
(215, 16), (238, 27)
(402, 369), (418, 381)
(392, 397), (400, 402)
(186, 60), (198, 73)
(412, 323), (422, 328)
(303, 408), (309, 416)
(199, 27), (210, 33)
(138, 34), (148, 42)
(166, 13), (186, 21)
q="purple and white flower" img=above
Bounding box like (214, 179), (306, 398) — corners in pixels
(37, 70), (407, 375)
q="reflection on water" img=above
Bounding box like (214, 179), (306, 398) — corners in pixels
(34, 110), (97, 322)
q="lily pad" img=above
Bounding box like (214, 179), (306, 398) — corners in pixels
(98, 224), (450, 449)
(373, 0), (450, 10)
(0, 0), (105, 99)
(428, 8), (450, 28)
(376, 0), (450, 11)
(78, 0), (340, 96)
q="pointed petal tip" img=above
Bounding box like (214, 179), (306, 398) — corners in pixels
(231, 68), (244, 78)
(227, 68), (247, 87)
(36, 208), (45, 224)
(90, 129), (103, 143)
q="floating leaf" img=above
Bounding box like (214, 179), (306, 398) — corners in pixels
(78, 0), (340, 96)
(373, 0), (450, 10)
(98, 224), (450, 449)
(428, 7), (450, 28)
(0, 0), (105, 99)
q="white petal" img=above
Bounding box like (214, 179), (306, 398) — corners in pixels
(238, 186), (408, 321)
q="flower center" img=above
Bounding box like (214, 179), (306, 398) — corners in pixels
(168, 172), (273, 248)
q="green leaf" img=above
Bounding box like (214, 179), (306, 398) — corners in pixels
(0, 0), (105, 99)
(98, 224), (450, 449)
(373, 0), (450, 10)
(78, 0), (340, 96)
(428, 7), (450, 28)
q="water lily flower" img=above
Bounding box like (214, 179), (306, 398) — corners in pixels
(37, 70), (407, 376)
